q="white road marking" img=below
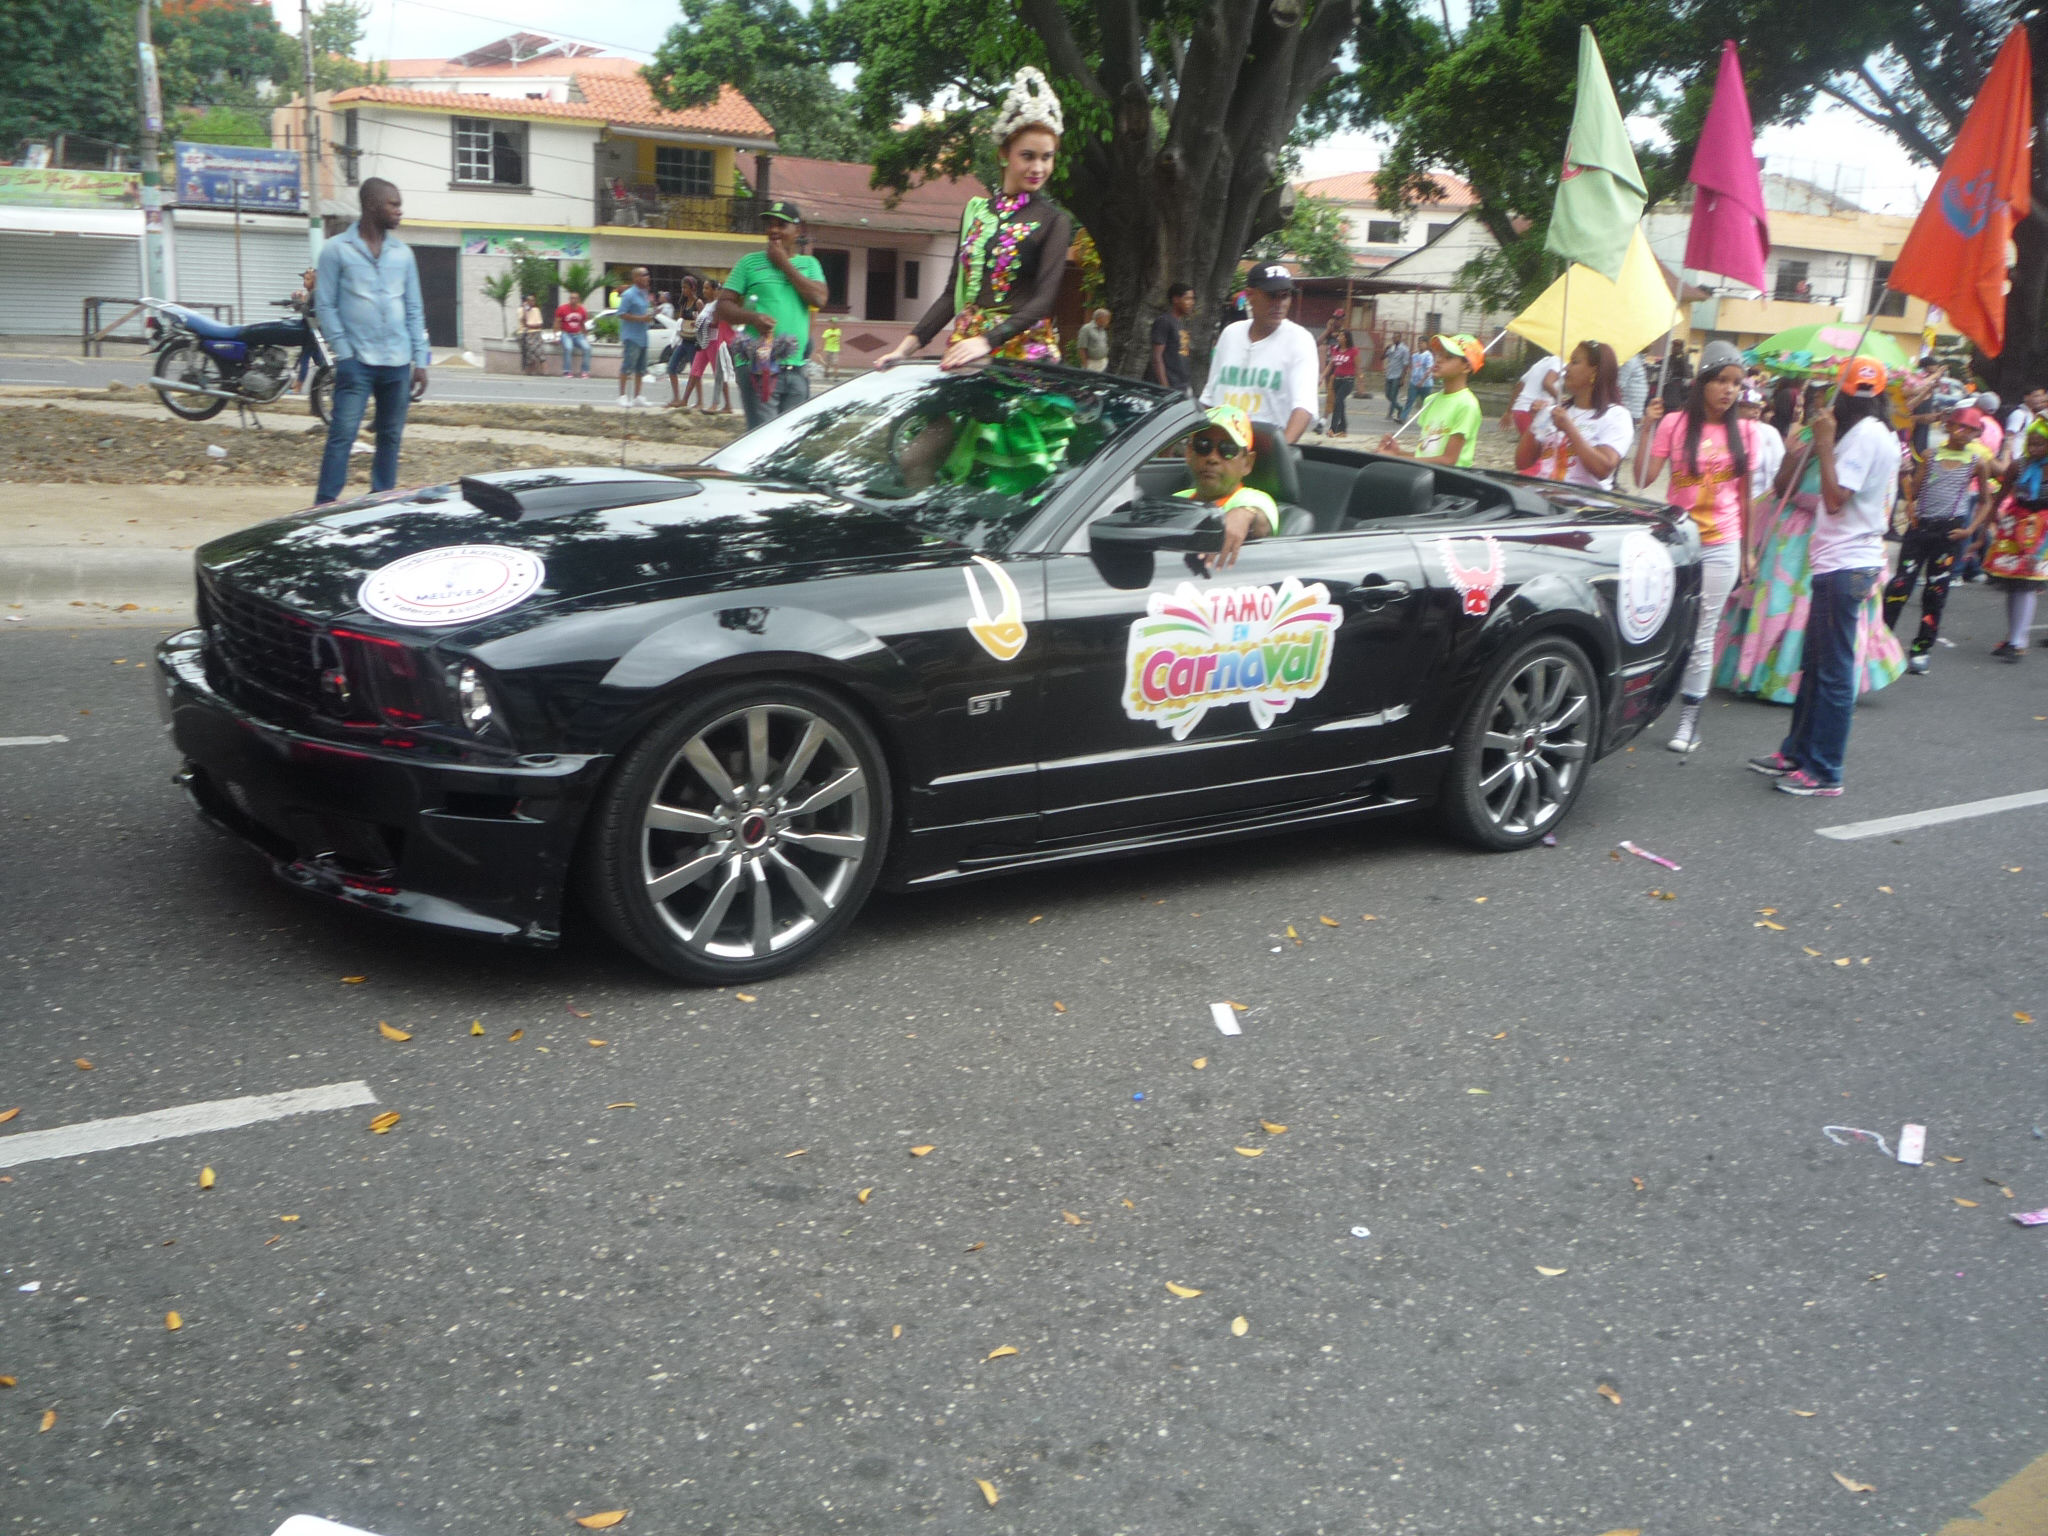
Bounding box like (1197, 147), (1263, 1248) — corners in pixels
(1816, 787), (2048, 841)
(0, 1081), (378, 1168)
(0, 734), (70, 747)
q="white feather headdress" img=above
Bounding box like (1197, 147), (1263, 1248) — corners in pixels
(990, 66), (1063, 145)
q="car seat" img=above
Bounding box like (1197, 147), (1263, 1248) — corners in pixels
(1243, 421), (1314, 536)
(1343, 460), (1436, 527)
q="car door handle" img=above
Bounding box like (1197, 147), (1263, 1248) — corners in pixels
(1346, 576), (1411, 610)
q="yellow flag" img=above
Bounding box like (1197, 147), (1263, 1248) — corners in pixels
(1509, 227), (1683, 362)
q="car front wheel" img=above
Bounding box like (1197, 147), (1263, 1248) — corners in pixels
(1440, 635), (1597, 851)
(582, 681), (891, 984)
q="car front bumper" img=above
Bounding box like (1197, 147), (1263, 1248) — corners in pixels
(156, 629), (610, 945)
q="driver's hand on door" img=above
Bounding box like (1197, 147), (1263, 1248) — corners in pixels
(1204, 504), (1270, 571)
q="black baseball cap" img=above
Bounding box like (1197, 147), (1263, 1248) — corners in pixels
(760, 199), (804, 225)
(1245, 262), (1295, 294)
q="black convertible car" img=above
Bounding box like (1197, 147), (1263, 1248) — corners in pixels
(157, 361), (1702, 982)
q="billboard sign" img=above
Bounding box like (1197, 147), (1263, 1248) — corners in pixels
(173, 142), (301, 211)
(0, 167), (140, 209)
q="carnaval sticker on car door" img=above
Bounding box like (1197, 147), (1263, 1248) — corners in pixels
(1123, 577), (1341, 739)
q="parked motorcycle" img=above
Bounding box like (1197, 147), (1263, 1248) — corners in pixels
(146, 298), (334, 423)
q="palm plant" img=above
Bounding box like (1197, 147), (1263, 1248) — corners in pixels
(558, 260), (598, 303)
(479, 270), (516, 338)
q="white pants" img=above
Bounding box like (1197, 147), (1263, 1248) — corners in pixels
(1683, 543), (1740, 700)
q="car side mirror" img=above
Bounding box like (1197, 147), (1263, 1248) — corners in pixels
(1089, 498), (1223, 554)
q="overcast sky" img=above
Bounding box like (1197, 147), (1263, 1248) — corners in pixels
(288, 0), (1937, 215)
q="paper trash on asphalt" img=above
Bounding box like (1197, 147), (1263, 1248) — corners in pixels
(269, 1520), (395, 1536)
(1209, 1003), (1243, 1036)
(1896, 1124), (1926, 1165)
(2013, 1207), (2048, 1226)
(1618, 841), (1680, 871)
(1822, 1125), (1894, 1158)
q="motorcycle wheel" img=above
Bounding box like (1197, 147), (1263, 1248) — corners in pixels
(308, 365), (334, 425)
(153, 339), (228, 422)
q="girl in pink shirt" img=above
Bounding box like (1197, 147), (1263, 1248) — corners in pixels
(1638, 341), (1757, 753)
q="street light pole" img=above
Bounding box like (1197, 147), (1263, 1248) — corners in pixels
(299, 0), (323, 267)
(135, 0), (168, 299)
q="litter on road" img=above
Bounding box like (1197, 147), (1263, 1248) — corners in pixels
(1619, 841), (1681, 871)
(1823, 1125), (1895, 1158)
(1896, 1123), (1927, 1165)
(1209, 1002), (1243, 1036)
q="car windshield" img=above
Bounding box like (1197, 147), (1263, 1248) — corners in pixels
(704, 362), (1167, 551)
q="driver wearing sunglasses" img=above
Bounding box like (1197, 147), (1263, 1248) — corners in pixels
(1175, 403), (1274, 570)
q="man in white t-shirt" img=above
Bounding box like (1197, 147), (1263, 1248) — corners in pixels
(1751, 356), (1900, 797)
(1505, 353), (1560, 434)
(2004, 386), (2046, 442)
(1201, 262), (1319, 443)
(1738, 386), (1786, 500)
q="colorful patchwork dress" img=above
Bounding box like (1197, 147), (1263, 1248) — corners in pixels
(1713, 429), (1906, 703)
(910, 190), (1073, 363)
(1984, 456), (2048, 587)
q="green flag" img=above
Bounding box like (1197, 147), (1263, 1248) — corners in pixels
(1545, 26), (1646, 282)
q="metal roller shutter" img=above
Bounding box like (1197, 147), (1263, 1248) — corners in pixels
(0, 232), (143, 336)
(173, 226), (309, 324)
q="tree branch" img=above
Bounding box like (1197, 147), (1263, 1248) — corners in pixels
(1815, 79), (1946, 166)
(1013, 0), (1106, 99)
(1096, 0), (1145, 97)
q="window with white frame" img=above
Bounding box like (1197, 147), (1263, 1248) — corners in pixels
(453, 117), (527, 187)
(1366, 219), (1404, 244)
(654, 145), (714, 197)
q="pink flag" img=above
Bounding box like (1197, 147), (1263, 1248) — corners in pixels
(1684, 41), (1769, 291)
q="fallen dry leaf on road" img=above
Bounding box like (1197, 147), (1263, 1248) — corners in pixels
(1234, 1146), (1263, 1157)
(566, 1004), (593, 1018)
(74, 1060), (92, 1071)
(910, 1145), (934, 1157)
(1286, 924), (1299, 939)
(733, 992), (756, 1002)
(976, 1479), (999, 1507)
(1648, 889), (1676, 901)
(1791, 1410), (1817, 1417)
(1832, 1472), (1875, 1494)
(964, 1242), (984, 1253)
(1231, 1315), (1248, 1336)
(0, 1108), (19, 1124)
(1222, 1001), (1248, 1011)
(368, 1111), (401, 1134)
(1192, 1057), (1207, 1069)
(986, 1346), (1018, 1360)
(604, 1103), (636, 1110)
(1630, 1176), (1645, 1191)
(1758, 906), (1778, 915)
(1467, 1088), (1490, 1095)
(1832, 958), (1851, 967)
(1473, 896), (1488, 904)
(1492, 1030), (1507, 1039)
(1595, 1382), (1621, 1405)
(1122, 1199), (1135, 1209)
(891, 1324), (902, 1338)
(1027, 914), (1042, 924)
(1954, 1198), (1979, 1207)
(1319, 916), (1341, 927)
(1802, 946), (1821, 957)
(783, 1149), (807, 1158)
(341, 976), (366, 984)
(1165, 1282), (1203, 1298)
(1592, 1530), (1641, 1536)
(1535, 1266), (1568, 1276)
(1754, 920), (1786, 930)
(377, 1022), (412, 1042)
(1062, 1210), (1085, 1225)
(0, 1377), (13, 1389)
(1052, 1001), (1066, 1013)
(1259, 1120), (1288, 1135)
(39, 1409), (55, 1432)
(1878, 885), (1893, 893)
(165, 1311), (182, 1331)
(573, 1513), (627, 1530)
(470, 1021), (485, 1036)
(1868, 1273), (1887, 1282)
(1942, 1155), (1964, 1163)
(857, 1188), (872, 1204)
(588, 1039), (607, 1048)
(1362, 913), (1378, 921)
(508, 1029), (524, 1041)
(2016, 1012), (2035, 1024)
(198, 1168), (214, 1190)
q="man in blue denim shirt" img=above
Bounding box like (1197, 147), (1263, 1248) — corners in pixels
(314, 179), (429, 504)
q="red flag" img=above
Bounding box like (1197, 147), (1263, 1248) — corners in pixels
(1887, 25), (2033, 355)
(1685, 41), (1769, 290)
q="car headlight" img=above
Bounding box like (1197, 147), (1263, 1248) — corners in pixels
(455, 663), (498, 734)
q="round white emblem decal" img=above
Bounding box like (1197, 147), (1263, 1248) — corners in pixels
(1617, 530), (1675, 644)
(357, 545), (546, 627)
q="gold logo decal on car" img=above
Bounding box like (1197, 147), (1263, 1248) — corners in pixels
(964, 556), (1028, 661)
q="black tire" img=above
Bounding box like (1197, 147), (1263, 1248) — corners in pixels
(153, 339), (228, 421)
(580, 679), (892, 984)
(308, 364), (334, 425)
(1439, 634), (1599, 851)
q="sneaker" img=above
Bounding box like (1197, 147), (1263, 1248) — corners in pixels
(1746, 751), (1798, 777)
(618, 393), (631, 407)
(1666, 723), (1701, 754)
(1906, 652), (1930, 675)
(1992, 640), (2017, 657)
(1999, 646), (2026, 664)
(1775, 768), (1843, 797)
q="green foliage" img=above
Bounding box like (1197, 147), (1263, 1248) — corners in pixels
(1251, 194), (1353, 277)
(308, 0), (378, 92)
(742, 64), (869, 160)
(558, 261), (600, 302)
(156, 0), (295, 111)
(171, 105), (271, 147)
(503, 241), (561, 302)
(0, 0), (139, 152)
(592, 313), (621, 342)
(479, 270), (516, 336)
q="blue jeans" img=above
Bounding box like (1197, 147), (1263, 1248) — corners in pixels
(561, 332), (590, 374)
(316, 357), (412, 505)
(619, 334), (648, 377)
(1779, 567), (1877, 786)
(738, 356), (811, 429)
(1407, 378), (1434, 416)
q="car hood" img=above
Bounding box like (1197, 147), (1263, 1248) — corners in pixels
(194, 468), (949, 623)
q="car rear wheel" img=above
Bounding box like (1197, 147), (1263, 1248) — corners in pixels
(582, 681), (891, 984)
(1440, 635), (1597, 851)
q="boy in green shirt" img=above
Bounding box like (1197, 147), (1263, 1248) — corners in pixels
(716, 199), (828, 428)
(821, 323), (842, 379)
(1379, 333), (1485, 468)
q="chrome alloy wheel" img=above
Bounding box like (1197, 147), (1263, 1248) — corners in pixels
(1473, 652), (1590, 837)
(638, 704), (871, 961)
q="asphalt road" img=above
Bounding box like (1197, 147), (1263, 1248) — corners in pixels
(0, 353), (661, 410)
(4, 588), (2047, 1536)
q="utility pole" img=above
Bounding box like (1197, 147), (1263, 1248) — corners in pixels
(136, 0), (168, 299)
(299, 0), (323, 267)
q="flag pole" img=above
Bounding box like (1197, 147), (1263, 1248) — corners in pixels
(1385, 327), (1512, 444)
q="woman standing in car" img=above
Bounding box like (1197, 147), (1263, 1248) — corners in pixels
(877, 68), (1072, 372)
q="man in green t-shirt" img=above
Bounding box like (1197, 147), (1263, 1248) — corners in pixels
(1379, 333), (1484, 468)
(1174, 404), (1276, 570)
(716, 199), (829, 428)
